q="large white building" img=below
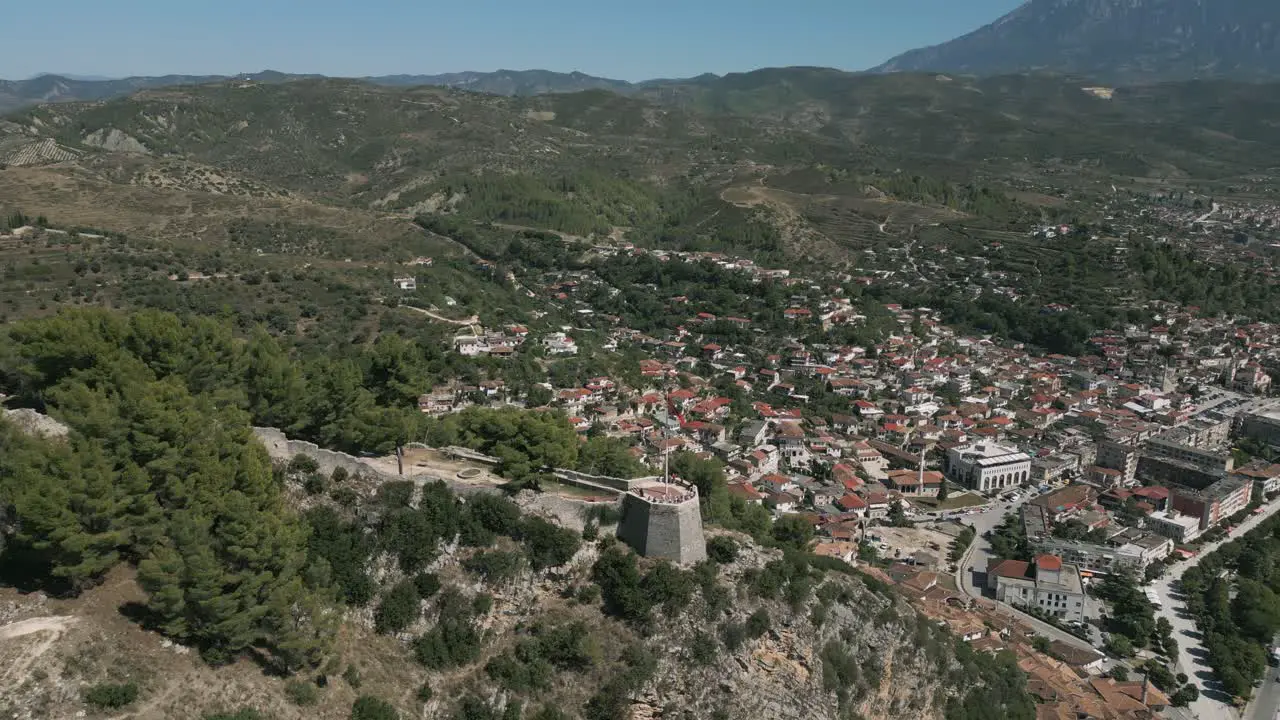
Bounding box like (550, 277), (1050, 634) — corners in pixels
(946, 442), (1032, 493)
(988, 555), (1088, 624)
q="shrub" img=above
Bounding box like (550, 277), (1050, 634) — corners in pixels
(707, 536), (739, 564)
(519, 517), (581, 570)
(374, 580), (422, 634)
(351, 695), (398, 720)
(464, 549), (525, 584)
(687, 632), (718, 666)
(413, 591), (483, 669)
(417, 683), (434, 702)
(343, 664), (363, 689)
(467, 493), (523, 535)
(330, 486), (360, 507)
(720, 621), (747, 651)
(284, 680), (319, 706)
(745, 608), (771, 639)
(84, 682), (139, 710)
(576, 584), (601, 604)
(304, 474), (327, 495)
(288, 455), (320, 476)
(413, 572), (442, 598)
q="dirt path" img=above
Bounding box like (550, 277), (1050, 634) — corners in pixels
(0, 616), (78, 685)
(402, 305), (478, 326)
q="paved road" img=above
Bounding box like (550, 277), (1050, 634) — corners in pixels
(950, 491), (1100, 653)
(1152, 501), (1280, 720)
(1247, 661), (1280, 720)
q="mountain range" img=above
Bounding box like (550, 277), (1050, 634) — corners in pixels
(4, 0), (1280, 116)
(0, 69), (647, 114)
(874, 0), (1280, 83)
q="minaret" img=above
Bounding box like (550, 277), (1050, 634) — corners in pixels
(918, 445), (926, 495)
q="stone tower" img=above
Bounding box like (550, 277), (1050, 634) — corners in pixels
(616, 480), (707, 565)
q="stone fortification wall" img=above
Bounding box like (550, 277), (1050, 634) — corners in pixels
(617, 492), (707, 565)
(552, 469), (655, 493)
(252, 427), (400, 482)
(251, 427), (620, 530)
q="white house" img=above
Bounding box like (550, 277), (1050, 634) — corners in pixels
(543, 333), (578, 356)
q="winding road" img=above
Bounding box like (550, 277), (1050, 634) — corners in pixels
(403, 305), (479, 326)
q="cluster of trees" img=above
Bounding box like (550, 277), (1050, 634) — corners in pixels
(425, 172), (670, 237)
(668, 451), (774, 539)
(949, 526), (976, 564)
(1180, 513), (1280, 700)
(868, 174), (1051, 229)
(485, 621), (596, 693)
(591, 546), (698, 627)
(944, 642), (1037, 720)
(986, 514), (1031, 562)
(0, 308), (619, 482)
(0, 308), (587, 681)
(581, 255), (800, 335)
(1093, 572), (1160, 658)
(0, 307), (460, 455)
(0, 319), (333, 670)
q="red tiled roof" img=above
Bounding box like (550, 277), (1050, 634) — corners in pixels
(1035, 554), (1063, 572)
(987, 558), (1030, 580)
(838, 494), (867, 510)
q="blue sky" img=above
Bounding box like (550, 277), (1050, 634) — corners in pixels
(10, 0), (1025, 81)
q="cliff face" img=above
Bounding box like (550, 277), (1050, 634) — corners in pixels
(874, 0), (1280, 83)
(0, 539), (969, 720)
(640, 554), (953, 720)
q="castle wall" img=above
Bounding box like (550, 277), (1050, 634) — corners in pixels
(617, 492), (707, 565)
(253, 427), (396, 482)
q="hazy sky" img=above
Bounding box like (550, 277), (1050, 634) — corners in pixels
(9, 0), (1025, 81)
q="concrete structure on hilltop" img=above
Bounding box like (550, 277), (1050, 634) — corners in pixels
(988, 554), (1087, 624)
(945, 442), (1032, 493)
(616, 479), (707, 565)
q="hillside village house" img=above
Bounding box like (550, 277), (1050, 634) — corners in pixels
(542, 332), (578, 355)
